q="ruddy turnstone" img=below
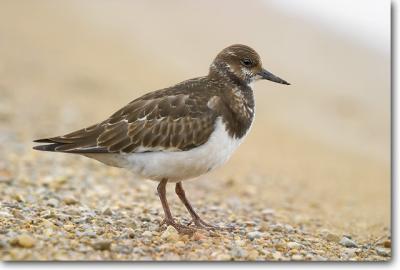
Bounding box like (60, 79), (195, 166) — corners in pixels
(34, 44), (290, 234)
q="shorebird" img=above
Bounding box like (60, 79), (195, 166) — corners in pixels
(33, 44), (290, 234)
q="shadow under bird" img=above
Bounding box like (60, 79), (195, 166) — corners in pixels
(34, 44), (290, 234)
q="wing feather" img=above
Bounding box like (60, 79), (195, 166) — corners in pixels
(33, 80), (220, 153)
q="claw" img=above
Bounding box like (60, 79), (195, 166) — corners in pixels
(192, 218), (220, 230)
(160, 218), (195, 235)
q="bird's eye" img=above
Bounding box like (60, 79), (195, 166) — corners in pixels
(241, 58), (253, 67)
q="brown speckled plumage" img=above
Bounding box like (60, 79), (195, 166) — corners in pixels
(34, 44), (288, 154)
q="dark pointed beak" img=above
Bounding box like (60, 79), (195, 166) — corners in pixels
(258, 69), (290, 85)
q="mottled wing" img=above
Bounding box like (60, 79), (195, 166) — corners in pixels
(33, 88), (218, 153)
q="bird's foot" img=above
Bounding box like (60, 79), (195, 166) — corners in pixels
(188, 218), (220, 230)
(160, 218), (195, 235)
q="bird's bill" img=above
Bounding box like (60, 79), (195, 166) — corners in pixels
(258, 69), (290, 85)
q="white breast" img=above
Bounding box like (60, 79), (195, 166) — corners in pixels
(89, 117), (249, 182)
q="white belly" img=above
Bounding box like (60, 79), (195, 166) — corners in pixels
(86, 117), (247, 182)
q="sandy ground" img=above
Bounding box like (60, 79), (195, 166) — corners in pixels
(0, 1), (391, 261)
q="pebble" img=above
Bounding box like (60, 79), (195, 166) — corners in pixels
(127, 220), (137, 229)
(13, 234), (36, 248)
(63, 224), (75, 232)
(375, 247), (390, 257)
(381, 240), (391, 248)
(274, 242), (287, 252)
(247, 250), (259, 260)
(92, 240), (112, 251)
(247, 231), (262, 241)
(13, 193), (25, 202)
(230, 246), (247, 258)
(121, 228), (136, 239)
(42, 209), (56, 219)
(63, 197), (78, 205)
(142, 231), (153, 238)
(272, 251), (284, 260)
(216, 253), (232, 260)
(161, 226), (179, 241)
(12, 209), (25, 219)
(342, 248), (357, 259)
(175, 241), (185, 248)
(291, 254), (304, 261)
(102, 207), (113, 216)
(0, 211), (13, 218)
(325, 232), (340, 242)
(47, 198), (59, 207)
(78, 229), (97, 238)
(270, 224), (284, 232)
(284, 224), (294, 232)
(235, 240), (246, 247)
(0, 240), (7, 249)
(339, 237), (358, 248)
(287, 242), (302, 249)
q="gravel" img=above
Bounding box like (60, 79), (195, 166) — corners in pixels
(0, 108), (391, 261)
(339, 237), (358, 248)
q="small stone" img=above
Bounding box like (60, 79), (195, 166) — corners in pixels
(0, 240), (6, 249)
(42, 210), (56, 219)
(0, 211), (12, 218)
(247, 250), (259, 260)
(284, 224), (294, 232)
(287, 242), (302, 249)
(314, 255), (328, 261)
(247, 231), (262, 240)
(342, 248), (357, 258)
(274, 242), (287, 252)
(291, 254), (303, 261)
(102, 207), (113, 216)
(43, 228), (54, 237)
(272, 251), (284, 260)
(325, 232), (340, 242)
(230, 246), (247, 258)
(376, 247), (390, 257)
(41, 219), (55, 227)
(270, 224), (284, 232)
(13, 193), (25, 202)
(235, 240), (246, 247)
(63, 224), (75, 231)
(121, 228), (135, 239)
(127, 220), (137, 229)
(142, 231), (152, 238)
(175, 241), (185, 248)
(63, 197), (78, 205)
(161, 226), (179, 241)
(339, 237), (358, 248)
(381, 240), (391, 248)
(47, 198), (59, 207)
(78, 229), (97, 238)
(216, 253), (231, 260)
(92, 240), (112, 251)
(11, 209), (25, 219)
(13, 234), (36, 248)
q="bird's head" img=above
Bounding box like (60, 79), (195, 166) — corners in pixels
(210, 44), (290, 86)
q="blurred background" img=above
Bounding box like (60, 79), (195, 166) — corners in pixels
(0, 0), (390, 239)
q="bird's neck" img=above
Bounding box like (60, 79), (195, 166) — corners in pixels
(208, 63), (255, 139)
